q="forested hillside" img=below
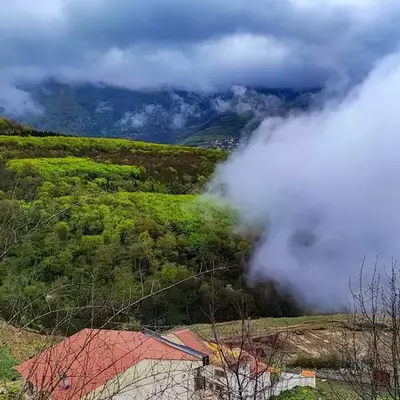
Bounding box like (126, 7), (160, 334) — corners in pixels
(0, 120), (301, 334)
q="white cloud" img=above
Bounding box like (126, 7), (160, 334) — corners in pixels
(208, 52), (400, 308)
(118, 112), (148, 129)
(0, 82), (42, 116)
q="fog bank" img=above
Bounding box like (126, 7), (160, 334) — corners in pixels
(208, 53), (400, 308)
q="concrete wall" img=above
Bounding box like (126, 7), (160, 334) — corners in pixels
(85, 358), (203, 400)
(272, 373), (316, 397)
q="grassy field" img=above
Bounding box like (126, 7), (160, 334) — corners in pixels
(316, 380), (358, 400)
(272, 380), (356, 399)
(187, 314), (347, 340)
(273, 378), (393, 400)
(0, 349), (18, 381)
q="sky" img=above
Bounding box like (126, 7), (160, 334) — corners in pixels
(1, 0), (400, 94)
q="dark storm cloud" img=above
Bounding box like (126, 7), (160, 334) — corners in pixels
(64, 0), (398, 50)
(1, 0), (400, 98)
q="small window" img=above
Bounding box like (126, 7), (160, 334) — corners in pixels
(215, 368), (227, 378)
(59, 372), (70, 390)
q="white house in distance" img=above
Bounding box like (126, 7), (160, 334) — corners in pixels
(15, 328), (315, 400)
(167, 329), (316, 399)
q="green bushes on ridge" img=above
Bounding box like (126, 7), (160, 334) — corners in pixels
(0, 135), (225, 194)
(7, 157), (142, 181)
(0, 117), (65, 137)
(0, 134), (225, 158)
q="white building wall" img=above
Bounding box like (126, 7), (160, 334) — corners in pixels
(199, 365), (315, 400)
(82, 357), (315, 400)
(200, 364), (272, 400)
(85, 358), (203, 400)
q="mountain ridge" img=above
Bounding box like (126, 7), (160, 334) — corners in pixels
(3, 81), (318, 148)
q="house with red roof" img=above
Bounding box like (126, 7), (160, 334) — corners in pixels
(16, 328), (315, 400)
(16, 328), (209, 400)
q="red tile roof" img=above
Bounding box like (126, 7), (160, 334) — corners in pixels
(173, 329), (212, 356)
(173, 329), (269, 377)
(16, 329), (198, 400)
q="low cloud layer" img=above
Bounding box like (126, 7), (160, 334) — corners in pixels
(0, 82), (42, 116)
(213, 86), (283, 116)
(2, 0), (400, 97)
(208, 52), (400, 308)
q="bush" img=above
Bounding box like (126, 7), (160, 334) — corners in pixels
(0, 349), (19, 380)
(288, 353), (352, 370)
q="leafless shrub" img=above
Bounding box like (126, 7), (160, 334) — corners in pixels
(333, 259), (400, 399)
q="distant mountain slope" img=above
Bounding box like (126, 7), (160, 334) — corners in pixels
(6, 81), (318, 147)
(0, 117), (65, 137)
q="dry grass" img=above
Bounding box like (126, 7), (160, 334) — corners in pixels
(187, 314), (347, 341)
(0, 321), (59, 362)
